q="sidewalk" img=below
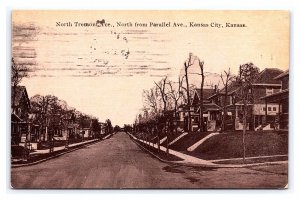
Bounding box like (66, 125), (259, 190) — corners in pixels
(11, 138), (104, 167)
(128, 132), (288, 168)
(127, 132), (214, 166)
(25, 132), (116, 157)
(30, 139), (99, 155)
(187, 132), (219, 151)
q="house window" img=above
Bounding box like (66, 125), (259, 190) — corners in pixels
(262, 107), (266, 111)
(266, 88), (273, 96)
(273, 89), (280, 93)
(273, 107), (276, 111)
(268, 107), (271, 111)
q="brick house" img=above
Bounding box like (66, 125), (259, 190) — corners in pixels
(208, 68), (284, 131)
(261, 70), (289, 130)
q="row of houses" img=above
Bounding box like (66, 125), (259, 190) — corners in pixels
(11, 86), (108, 150)
(177, 68), (289, 132)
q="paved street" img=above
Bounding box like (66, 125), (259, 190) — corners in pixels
(11, 132), (288, 189)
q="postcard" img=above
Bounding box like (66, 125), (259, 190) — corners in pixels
(11, 10), (289, 189)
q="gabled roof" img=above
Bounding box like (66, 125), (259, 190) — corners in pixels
(195, 88), (215, 100)
(208, 81), (240, 99)
(192, 88), (215, 103)
(11, 85), (30, 108)
(274, 70), (289, 80)
(254, 68), (283, 84)
(11, 113), (22, 122)
(196, 102), (221, 112)
(220, 81), (241, 94)
(208, 68), (284, 99)
(79, 119), (92, 128)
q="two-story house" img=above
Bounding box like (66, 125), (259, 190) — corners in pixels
(77, 119), (93, 138)
(11, 86), (31, 145)
(261, 70), (289, 130)
(191, 88), (221, 131)
(208, 68), (283, 131)
(208, 82), (241, 130)
(250, 68), (283, 130)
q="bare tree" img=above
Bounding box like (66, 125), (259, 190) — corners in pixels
(167, 76), (185, 134)
(220, 68), (234, 132)
(236, 63), (260, 163)
(154, 76), (168, 112)
(181, 84), (196, 105)
(30, 95), (61, 152)
(11, 58), (29, 113)
(206, 80), (220, 90)
(198, 60), (205, 132)
(154, 76), (170, 154)
(183, 53), (197, 132)
(142, 88), (157, 148)
(143, 87), (159, 114)
(189, 57), (205, 132)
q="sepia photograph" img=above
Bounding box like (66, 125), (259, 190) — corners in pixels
(10, 10), (289, 189)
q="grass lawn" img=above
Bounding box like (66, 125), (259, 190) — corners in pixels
(150, 136), (158, 144)
(187, 131), (288, 160)
(169, 132), (212, 151)
(133, 132), (169, 145)
(160, 131), (185, 146)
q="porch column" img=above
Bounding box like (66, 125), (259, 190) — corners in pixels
(27, 123), (31, 150)
(278, 102), (282, 129)
(45, 126), (48, 141)
(264, 100), (268, 125)
(253, 115), (256, 130)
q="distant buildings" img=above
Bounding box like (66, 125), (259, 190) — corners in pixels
(11, 85), (110, 152)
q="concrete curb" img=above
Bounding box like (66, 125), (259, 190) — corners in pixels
(128, 132), (288, 168)
(130, 137), (178, 164)
(11, 139), (101, 168)
(180, 160), (288, 168)
(211, 154), (288, 162)
(128, 134), (218, 168)
(130, 136), (225, 169)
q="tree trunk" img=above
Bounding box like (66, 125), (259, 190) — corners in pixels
(174, 104), (178, 134)
(156, 125), (160, 152)
(222, 86), (228, 132)
(184, 64), (192, 132)
(200, 68), (204, 132)
(166, 120), (169, 155)
(242, 97), (247, 164)
(12, 84), (17, 114)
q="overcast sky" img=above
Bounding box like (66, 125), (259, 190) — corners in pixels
(12, 10), (289, 126)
